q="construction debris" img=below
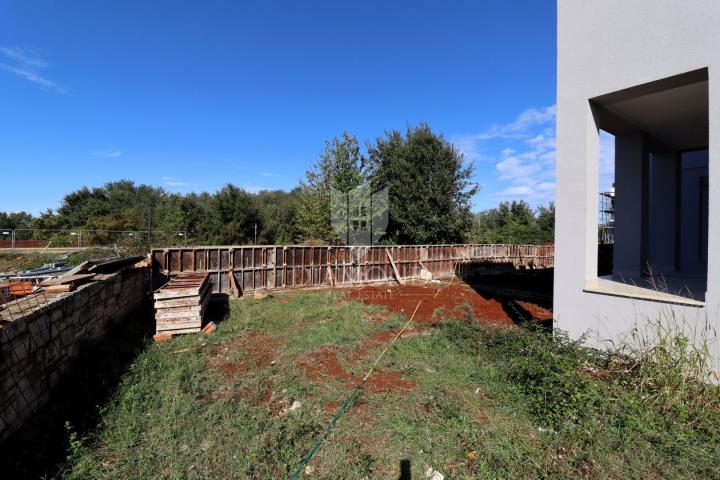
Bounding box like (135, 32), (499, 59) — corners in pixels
(0, 262), (73, 281)
(425, 467), (445, 480)
(201, 321), (217, 334)
(385, 248), (406, 286)
(87, 256), (144, 274)
(154, 273), (211, 337)
(45, 284), (75, 293)
(39, 273), (96, 287)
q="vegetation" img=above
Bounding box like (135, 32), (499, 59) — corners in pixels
(296, 132), (369, 243)
(471, 200), (554, 244)
(0, 125), (555, 246)
(369, 124), (477, 244)
(59, 292), (719, 479)
(0, 250), (102, 272)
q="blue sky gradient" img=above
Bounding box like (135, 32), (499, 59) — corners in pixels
(0, 0), (563, 214)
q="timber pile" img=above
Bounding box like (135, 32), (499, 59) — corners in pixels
(154, 272), (210, 337)
(39, 273), (96, 293)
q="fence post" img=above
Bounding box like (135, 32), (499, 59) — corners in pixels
(11, 229), (15, 254)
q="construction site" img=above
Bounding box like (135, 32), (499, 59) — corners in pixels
(0, 243), (558, 478)
(4, 1), (720, 478)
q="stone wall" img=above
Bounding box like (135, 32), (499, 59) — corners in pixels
(0, 266), (150, 442)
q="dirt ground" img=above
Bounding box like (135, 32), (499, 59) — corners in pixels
(345, 277), (552, 326)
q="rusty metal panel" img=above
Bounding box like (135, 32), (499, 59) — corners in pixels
(151, 244), (555, 294)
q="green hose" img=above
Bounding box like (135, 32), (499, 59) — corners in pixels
(288, 300), (423, 479)
(289, 384), (362, 479)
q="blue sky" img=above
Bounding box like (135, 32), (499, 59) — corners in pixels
(0, 0), (573, 214)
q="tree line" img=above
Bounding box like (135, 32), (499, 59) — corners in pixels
(1, 124), (554, 246)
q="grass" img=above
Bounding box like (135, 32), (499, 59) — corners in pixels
(0, 249), (115, 272)
(57, 290), (720, 479)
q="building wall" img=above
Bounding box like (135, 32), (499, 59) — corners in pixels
(555, 0), (720, 373)
(0, 267), (150, 442)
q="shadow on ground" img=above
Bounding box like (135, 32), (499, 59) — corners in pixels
(0, 301), (155, 479)
(204, 294), (230, 327)
(463, 268), (554, 330)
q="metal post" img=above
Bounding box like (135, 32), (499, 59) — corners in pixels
(254, 223), (257, 245)
(11, 229), (15, 254)
(147, 205), (153, 245)
(78, 231), (82, 248)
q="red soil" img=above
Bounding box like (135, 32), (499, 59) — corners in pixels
(346, 283), (527, 325)
(212, 331), (280, 378)
(349, 327), (433, 362)
(296, 344), (416, 394)
(516, 300), (553, 321)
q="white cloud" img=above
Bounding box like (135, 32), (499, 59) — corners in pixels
(453, 105), (558, 205)
(93, 148), (123, 158)
(241, 185), (265, 194)
(0, 47), (48, 68)
(161, 176), (192, 189)
(0, 46), (65, 93)
(452, 105), (556, 163)
(258, 172), (280, 177)
(496, 156), (542, 181)
(456, 106), (619, 207)
(497, 186), (533, 196)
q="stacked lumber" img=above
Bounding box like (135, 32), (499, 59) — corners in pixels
(39, 273), (96, 293)
(154, 273), (210, 336)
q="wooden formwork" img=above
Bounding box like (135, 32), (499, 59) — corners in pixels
(151, 244), (554, 295)
(154, 272), (210, 335)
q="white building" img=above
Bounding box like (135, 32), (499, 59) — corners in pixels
(554, 0), (720, 374)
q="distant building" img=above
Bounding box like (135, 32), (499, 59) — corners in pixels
(555, 0), (718, 374)
(599, 187), (615, 245)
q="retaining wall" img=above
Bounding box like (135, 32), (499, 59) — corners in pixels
(152, 244), (555, 294)
(0, 267), (150, 442)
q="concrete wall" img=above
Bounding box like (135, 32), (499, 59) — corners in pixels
(555, 0), (720, 373)
(0, 267), (150, 442)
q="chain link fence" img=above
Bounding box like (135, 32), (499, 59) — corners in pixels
(0, 228), (188, 253)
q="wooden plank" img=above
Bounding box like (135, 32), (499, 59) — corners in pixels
(45, 284), (75, 293)
(88, 256), (144, 273)
(156, 318), (203, 329)
(385, 248), (405, 285)
(63, 260), (91, 276)
(326, 264), (335, 288)
(154, 294), (207, 308)
(156, 326), (202, 335)
(156, 295), (211, 320)
(40, 273), (96, 287)
(154, 280), (210, 300)
(229, 268), (240, 298)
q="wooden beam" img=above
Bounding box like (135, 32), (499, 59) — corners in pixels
(326, 264), (335, 288)
(385, 248), (405, 285)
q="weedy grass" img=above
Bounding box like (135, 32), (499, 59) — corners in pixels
(59, 291), (720, 479)
(0, 249), (111, 272)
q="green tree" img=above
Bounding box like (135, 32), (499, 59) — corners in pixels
(255, 189), (301, 244)
(0, 211), (33, 229)
(472, 200), (554, 244)
(296, 132), (368, 243)
(205, 185), (261, 244)
(368, 124), (477, 244)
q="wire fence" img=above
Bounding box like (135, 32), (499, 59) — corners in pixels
(0, 228), (188, 252)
